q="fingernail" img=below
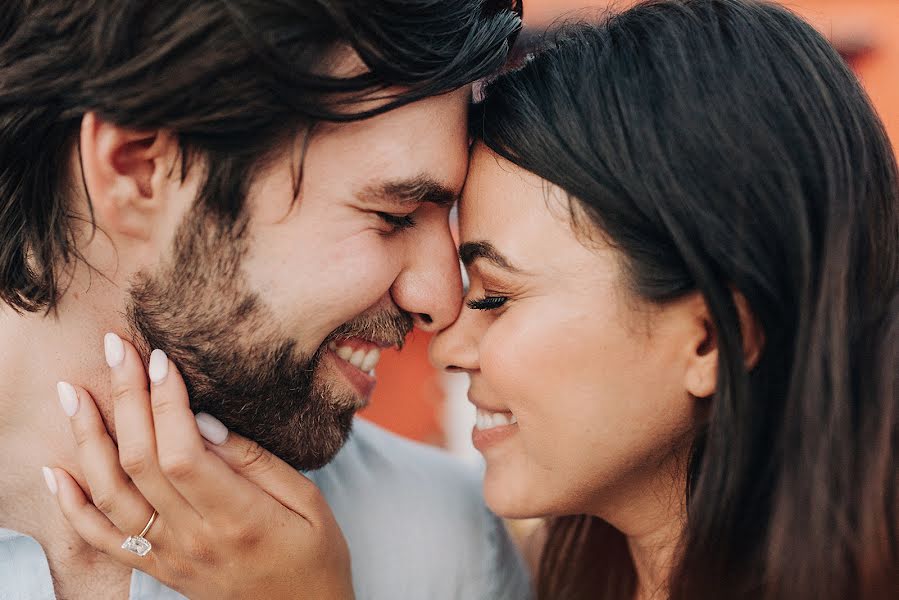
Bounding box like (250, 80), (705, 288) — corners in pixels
(148, 349), (168, 385)
(104, 332), (125, 368)
(42, 467), (58, 495)
(56, 381), (79, 417)
(195, 413), (229, 445)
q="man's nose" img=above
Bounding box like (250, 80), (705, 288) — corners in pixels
(390, 221), (463, 333)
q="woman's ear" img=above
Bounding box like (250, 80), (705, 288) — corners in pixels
(682, 289), (765, 399)
(733, 289), (764, 371)
(78, 112), (178, 242)
(682, 294), (718, 399)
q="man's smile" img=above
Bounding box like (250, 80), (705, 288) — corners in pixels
(323, 336), (403, 402)
(328, 337), (384, 375)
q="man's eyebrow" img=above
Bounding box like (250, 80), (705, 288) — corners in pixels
(459, 241), (523, 273)
(357, 175), (457, 207)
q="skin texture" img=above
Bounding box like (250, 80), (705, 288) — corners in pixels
(36, 145), (750, 600)
(48, 335), (356, 600)
(0, 79), (468, 599)
(104, 83), (469, 470)
(430, 145), (723, 597)
(43, 142), (768, 600)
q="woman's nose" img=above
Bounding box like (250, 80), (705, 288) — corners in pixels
(429, 308), (479, 372)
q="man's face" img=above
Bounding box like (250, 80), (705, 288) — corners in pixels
(128, 89), (469, 470)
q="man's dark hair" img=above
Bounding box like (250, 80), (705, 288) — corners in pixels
(0, 0), (521, 313)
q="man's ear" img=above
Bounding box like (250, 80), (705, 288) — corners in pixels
(78, 112), (178, 242)
(682, 290), (765, 399)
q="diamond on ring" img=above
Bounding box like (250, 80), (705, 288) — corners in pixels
(121, 535), (152, 556)
(122, 509), (157, 557)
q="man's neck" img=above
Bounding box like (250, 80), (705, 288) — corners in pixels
(0, 269), (135, 597)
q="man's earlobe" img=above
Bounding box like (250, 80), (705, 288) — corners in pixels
(78, 112), (174, 241)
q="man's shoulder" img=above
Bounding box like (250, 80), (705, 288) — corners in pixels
(309, 419), (532, 599)
(313, 417), (483, 508)
(348, 416), (472, 467)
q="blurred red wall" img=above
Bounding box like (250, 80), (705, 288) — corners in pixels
(362, 0), (899, 444)
(360, 334), (446, 446)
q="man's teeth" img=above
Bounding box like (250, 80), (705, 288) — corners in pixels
(475, 408), (518, 431)
(329, 342), (381, 374)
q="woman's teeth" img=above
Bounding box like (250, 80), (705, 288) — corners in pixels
(329, 342), (381, 375)
(475, 408), (518, 431)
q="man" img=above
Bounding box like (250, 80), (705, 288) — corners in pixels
(0, 1), (530, 598)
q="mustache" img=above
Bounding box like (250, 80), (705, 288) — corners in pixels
(325, 309), (414, 350)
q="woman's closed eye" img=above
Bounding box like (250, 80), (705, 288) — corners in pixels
(467, 295), (508, 311)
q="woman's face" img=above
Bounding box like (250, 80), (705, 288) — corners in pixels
(431, 145), (705, 521)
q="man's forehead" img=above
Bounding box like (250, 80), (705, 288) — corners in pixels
(318, 44), (368, 79)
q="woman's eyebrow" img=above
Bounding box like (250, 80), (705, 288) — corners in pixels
(458, 240), (524, 273)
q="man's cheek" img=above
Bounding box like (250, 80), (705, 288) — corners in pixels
(343, 266), (398, 308)
(344, 247), (402, 297)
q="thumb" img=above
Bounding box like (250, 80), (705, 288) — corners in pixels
(194, 413), (327, 520)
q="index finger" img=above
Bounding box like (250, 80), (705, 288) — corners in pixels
(145, 348), (283, 521)
(105, 333), (198, 529)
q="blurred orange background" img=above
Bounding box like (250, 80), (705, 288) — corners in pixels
(361, 0), (899, 447)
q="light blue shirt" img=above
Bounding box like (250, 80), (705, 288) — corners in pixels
(0, 419), (532, 599)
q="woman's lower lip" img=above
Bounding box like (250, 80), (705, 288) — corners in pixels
(471, 423), (519, 451)
(328, 351), (376, 399)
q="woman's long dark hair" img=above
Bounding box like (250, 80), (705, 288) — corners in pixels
(472, 1), (898, 598)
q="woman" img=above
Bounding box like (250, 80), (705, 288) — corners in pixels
(46, 0), (898, 598)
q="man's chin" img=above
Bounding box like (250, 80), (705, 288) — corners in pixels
(231, 405), (357, 473)
(318, 352), (377, 411)
(183, 359), (365, 473)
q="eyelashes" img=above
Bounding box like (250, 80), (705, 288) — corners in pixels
(377, 212), (417, 232)
(466, 295), (508, 311)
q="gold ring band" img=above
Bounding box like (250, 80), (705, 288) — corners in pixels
(138, 509), (158, 538)
(137, 510), (159, 537)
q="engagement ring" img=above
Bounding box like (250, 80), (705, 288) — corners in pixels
(121, 509), (158, 557)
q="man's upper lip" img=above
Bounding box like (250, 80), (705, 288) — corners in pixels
(332, 336), (398, 350)
(467, 393), (511, 414)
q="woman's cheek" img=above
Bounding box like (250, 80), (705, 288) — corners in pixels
(478, 316), (574, 514)
(479, 316), (527, 394)
(479, 312), (552, 427)
(484, 305), (564, 379)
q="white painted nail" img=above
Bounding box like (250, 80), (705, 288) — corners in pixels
(42, 467), (58, 495)
(148, 349), (168, 385)
(56, 381), (79, 417)
(195, 413), (229, 446)
(104, 332), (125, 368)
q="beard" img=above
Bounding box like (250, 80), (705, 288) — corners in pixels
(126, 206), (413, 471)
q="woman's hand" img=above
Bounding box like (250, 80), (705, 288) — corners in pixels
(45, 333), (354, 600)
